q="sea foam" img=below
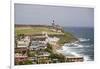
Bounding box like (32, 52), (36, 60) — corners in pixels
(78, 38), (90, 42)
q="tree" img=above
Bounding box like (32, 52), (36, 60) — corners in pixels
(24, 60), (33, 64)
(45, 43), (53, 53)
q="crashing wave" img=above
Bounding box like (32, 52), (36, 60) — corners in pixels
(64, 42), (83, 48)
(78, 38), (90, 42)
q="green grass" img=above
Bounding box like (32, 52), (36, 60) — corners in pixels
(15, 27), (64, 35)
(58, 32), (78, 44)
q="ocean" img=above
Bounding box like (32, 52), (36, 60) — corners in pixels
(58, 27), (94, 61)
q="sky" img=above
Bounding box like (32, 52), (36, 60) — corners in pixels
(15, 3), (94, 27)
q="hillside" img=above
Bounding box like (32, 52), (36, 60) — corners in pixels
(15, 26), (78, 44)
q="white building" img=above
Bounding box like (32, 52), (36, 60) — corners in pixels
(17, 40), (29, 48)
(29, 41), (47, 51)
(17, 36), (30, 48)
(46, 37), (60, 44)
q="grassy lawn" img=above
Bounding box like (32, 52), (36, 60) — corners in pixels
(58, 32), (78, 44)
(15, 27), (64, 35)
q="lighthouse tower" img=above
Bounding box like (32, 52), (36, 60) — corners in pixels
(52, 20), (55, 26)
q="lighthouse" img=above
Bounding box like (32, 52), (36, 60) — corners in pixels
(52, 20), (55, 27)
